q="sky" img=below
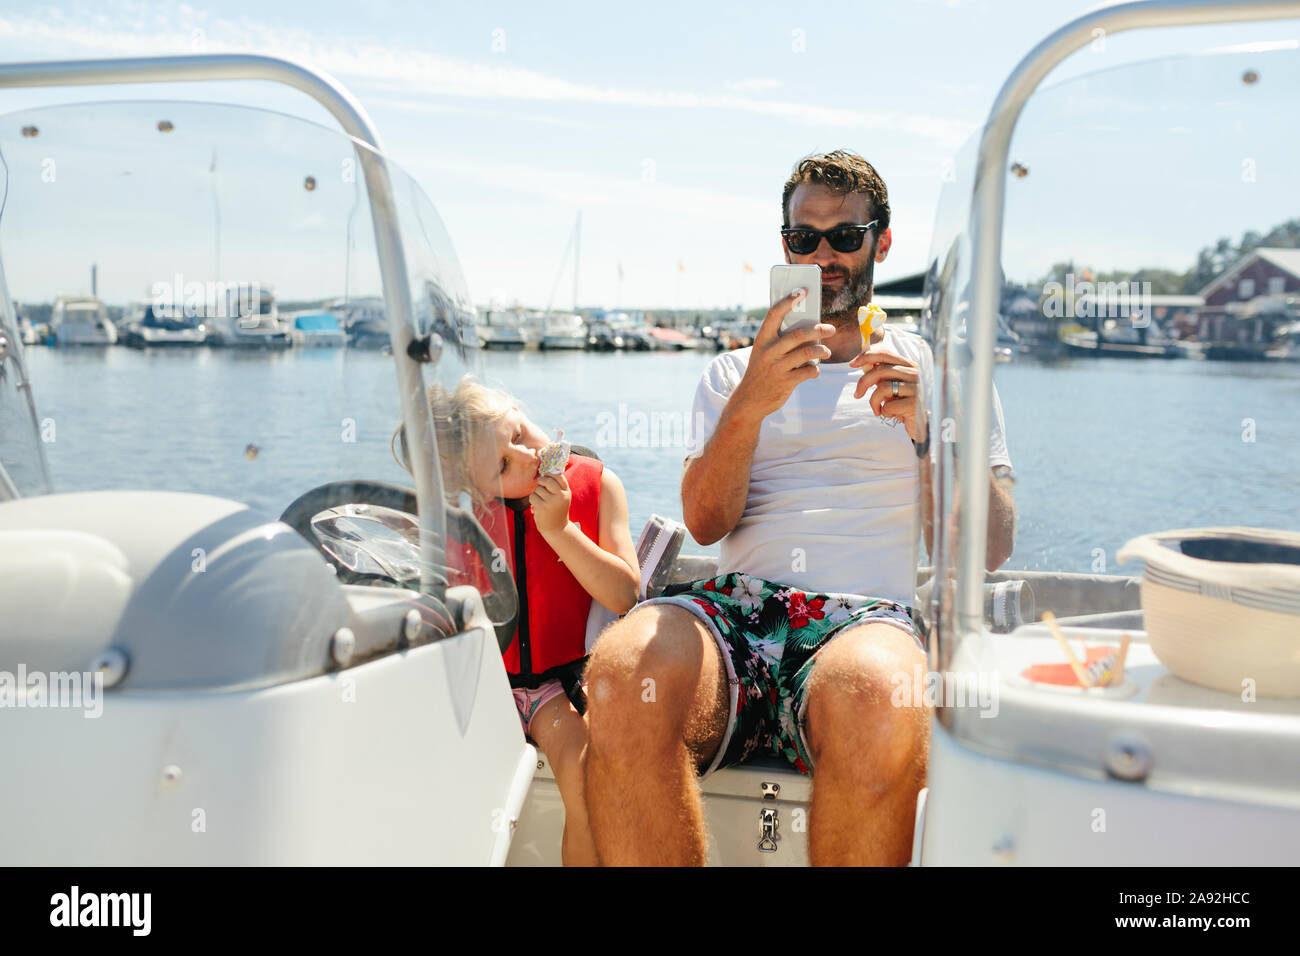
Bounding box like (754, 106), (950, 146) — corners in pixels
(1, 0), (1298, 310)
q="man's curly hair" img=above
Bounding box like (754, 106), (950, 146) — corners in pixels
(782, 150), (890, 231)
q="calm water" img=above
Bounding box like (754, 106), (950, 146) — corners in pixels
(20, 346), (1300, 574)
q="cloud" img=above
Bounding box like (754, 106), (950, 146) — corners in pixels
(725, 77), (783, 93)
(404, 154), (772, 224)
(0, 7), (973, 148)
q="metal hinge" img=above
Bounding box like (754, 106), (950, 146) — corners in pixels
(758, 806), (779, 852)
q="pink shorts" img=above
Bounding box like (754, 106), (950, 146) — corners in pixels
(511, 679), (568, 735)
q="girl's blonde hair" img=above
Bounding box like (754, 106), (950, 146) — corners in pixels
(392, 377), (516, 511)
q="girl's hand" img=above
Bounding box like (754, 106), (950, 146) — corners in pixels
(530, 473), (572, 537)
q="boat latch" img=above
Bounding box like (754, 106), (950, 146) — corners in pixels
(758, 806), (779, 852)
(761, 781), (780, 800)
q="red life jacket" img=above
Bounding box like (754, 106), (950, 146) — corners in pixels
(476, 454), (604, 686)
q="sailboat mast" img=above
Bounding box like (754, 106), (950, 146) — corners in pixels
(573, 212), (581, 313)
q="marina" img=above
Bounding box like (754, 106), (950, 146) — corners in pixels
(20, 345), (1300, 575)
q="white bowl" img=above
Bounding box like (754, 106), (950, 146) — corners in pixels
(1118, 527), (1300, 698)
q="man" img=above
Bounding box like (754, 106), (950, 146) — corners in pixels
(583, 150), (1015, 866)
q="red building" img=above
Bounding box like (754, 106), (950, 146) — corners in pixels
(1195, 248), (1300, 358)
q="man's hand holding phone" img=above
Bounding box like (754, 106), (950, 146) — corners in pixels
(732, 290), (834, 420)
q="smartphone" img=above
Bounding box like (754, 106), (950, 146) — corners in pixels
(770, 264), (823, 364)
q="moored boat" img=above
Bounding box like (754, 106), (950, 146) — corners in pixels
(51, 295), (116, 346)
(479, 310), (527, 349)
(121, 301), (207, 348)
(539, 312), (585, 350)
(206, 283), (289, 349)
(288, 311), (347, 348)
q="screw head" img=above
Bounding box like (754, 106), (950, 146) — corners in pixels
(162, 764), (183, 787)
(1105, 732), (1153, 781)
(331, 627), (356, 667)
(403, 608), (422, 643)
(90, 647), (129, 688)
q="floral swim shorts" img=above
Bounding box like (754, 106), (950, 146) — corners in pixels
(641, 573), (923, 777)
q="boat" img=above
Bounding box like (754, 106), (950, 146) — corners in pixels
(518, 311), (546, 348)
(479, 310), (527, 349)
(585, 320), (621, 351)
(288, 311), (347, 348)
(4, 0), (1300, 869)
(646, 326), (703, 350)
(328, 296), (389, 349)
(1061, 329), (1180, 358)
(1272, 320), (1300, 361)
(15, 308), (39, 346)
(905, 0), (1300, 867)
(50, 295), (116, 346)
(538, 214), (585, 350)
(605, 312), (657, 350)
(0, 62), (530, 866)
(205, 283), (289, 349)
(120, 301), (207, 348)
(539, 312), (586, 350)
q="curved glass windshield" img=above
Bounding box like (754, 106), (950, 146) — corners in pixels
(925, 46), (1300, 730)
(0, 99), (508, 622)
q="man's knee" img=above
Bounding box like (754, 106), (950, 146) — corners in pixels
(804, 625), (929, 779)
(585, 605), (711, 746)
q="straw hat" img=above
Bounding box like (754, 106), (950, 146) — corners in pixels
(1118, 527), (1300, 698)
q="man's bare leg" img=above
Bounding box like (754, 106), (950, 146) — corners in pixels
(803, 623), (930, 866)
(583, 605), (729, 866)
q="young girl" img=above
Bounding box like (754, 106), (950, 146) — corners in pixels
(396, 377), (639, 866)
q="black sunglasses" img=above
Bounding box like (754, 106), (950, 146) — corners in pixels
(781, 220), (879, 256)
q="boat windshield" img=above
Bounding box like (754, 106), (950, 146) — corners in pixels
(924, 45), (1300, 733)
(0, 99), (511, 621)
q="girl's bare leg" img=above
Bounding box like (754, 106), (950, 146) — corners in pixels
(529, 695), (598, 867)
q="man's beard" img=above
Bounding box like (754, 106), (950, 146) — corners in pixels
(821, 254), (875, 325)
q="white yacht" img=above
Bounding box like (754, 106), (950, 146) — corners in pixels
(51, 295), (116, 346)
(206, 283), (289, 349)
(539, 311), (586, 350)
(519, 310), (546, 347)
(479, 310), (527, 349)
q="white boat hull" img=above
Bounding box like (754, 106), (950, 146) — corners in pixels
(0, 607), (535, 865)
(922, 721), (1300, 865)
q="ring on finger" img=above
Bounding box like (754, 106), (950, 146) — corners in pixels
(891, 379), (900, 398)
